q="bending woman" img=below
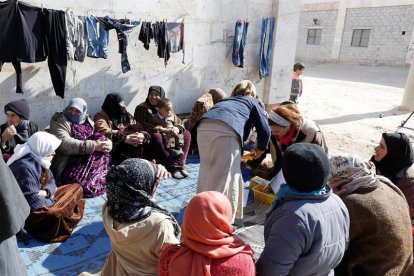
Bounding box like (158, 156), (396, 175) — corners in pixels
(94, 93), (150, 165)
(8, 132), (84, 242)
(268, 102), (328, 175)
(196, 80), (270, 222)
(50, 98), (112, 198)
(101, 158), (180, 276)
(371, 132), (414, 218)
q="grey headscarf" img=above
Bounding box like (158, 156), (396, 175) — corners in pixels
(106, 158), (180, 237)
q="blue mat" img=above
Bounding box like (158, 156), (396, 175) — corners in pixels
(19, 155), (201, 276)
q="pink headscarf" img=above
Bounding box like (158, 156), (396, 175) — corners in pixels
(161, 191), (253, 276)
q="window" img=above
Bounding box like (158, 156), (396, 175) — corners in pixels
(351, 29), (370, 47)
(307, 29), (322, 45)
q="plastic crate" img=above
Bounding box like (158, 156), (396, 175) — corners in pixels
(249, 176), (270, 189)
(252, 185), (276, 206)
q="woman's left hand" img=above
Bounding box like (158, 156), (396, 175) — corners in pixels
(171, 127), (180, 135)
(38, 190), (47, 197)
(155, 164), (172, 179)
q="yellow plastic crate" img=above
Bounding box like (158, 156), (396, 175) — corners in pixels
(249, 176), (270, 189)
(252, 185), (276, 206)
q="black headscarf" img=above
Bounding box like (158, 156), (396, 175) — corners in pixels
(106, 158), (180, 237)
(0, 157), (30, 243)
(371, 132), (414, 182)
(102, 93), (132, 130)
(145, 85), (165, 114)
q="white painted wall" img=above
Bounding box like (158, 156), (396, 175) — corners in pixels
(0, 0), (299, 128)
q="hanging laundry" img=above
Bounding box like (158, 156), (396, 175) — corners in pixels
(44, 9), (68, 98)
(0, 0), (67, 98)
(65, 12), (87, 62)
(259, 17), (275, 79)
(155, 21), (170, 66)
(152, 22), (160, 46)
(85, 16), (109, 59)
(138, 21), (153, 50)
(166, 21), (185, 64)
(232, 20), (249, 68)
(97, 16), (139, 73)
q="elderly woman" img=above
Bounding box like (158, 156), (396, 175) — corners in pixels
(329, 154), (413, 275)
(267, 102), (328, 175)
(371, 132), (414, 218)
(8, 132), (84, 242)
(49, 98), (112, 198)
(94, 93), (150, 165)
(256, 144), (349, 276)
(196, 80), (270, 222)
(0, 156), (30, 275)
(1, 99), (39, 159)
(134, 85), (191, 179)
(159, 191), (255, 276)
(101, 158), (180, 276)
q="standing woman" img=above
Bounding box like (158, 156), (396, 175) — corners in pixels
(49, 98), (112, 198)
(196, 80), (270, 222)
(1, 99), (39, 160)
(94, 93), (150, 165)
(371, 132), (414, 218)
(268, 102), (328, 175)
(134, 85), (191, 178)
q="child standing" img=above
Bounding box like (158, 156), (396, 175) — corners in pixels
(153, 98), (185, 157)
(290, 63), (305, 104)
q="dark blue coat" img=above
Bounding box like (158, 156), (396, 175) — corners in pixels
(9, 153), (56, 212)
(201, 95), (270, 151)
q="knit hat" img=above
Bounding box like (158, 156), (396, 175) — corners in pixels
(282, 143), (330, 192)
(4, 99), (30, 120)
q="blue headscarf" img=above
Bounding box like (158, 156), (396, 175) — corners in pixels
(63, 98), (87, 124)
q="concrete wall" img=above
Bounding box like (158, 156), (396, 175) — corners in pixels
(295, 10), (338, 62)
(339, 5), (414, 65)
(0, 0), (299, 128)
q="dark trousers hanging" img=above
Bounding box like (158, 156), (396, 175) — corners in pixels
(232, 20), (249, 68)
(44, 10), (67, 98)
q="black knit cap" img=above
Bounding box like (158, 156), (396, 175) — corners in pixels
(282, 143), (330, 192)
(4, 99), (30, 120)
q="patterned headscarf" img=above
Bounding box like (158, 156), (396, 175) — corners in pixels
(371, 132), (414, 182)
(106, 158), (180, 237)
(329, 154), (377, 197)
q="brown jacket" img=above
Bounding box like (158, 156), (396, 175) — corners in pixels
(396, 165), (414, 218)
(94, 110), (141, 141)
(335, 179), (413, 276)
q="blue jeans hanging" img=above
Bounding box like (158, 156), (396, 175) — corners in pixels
(85, 16), (109, 59)
(259, 17), (275, 79)
(232, 20), (249, 68)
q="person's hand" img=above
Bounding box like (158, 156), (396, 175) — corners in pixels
(125, 133), (145, 146)
(38, 190), (47, 198)
(155, 164), (171, 179)
(95, 140), (112, 153)
(2, 125), (16, 143)
(251, 148), (264, 159)
(171, 127), (180, 136)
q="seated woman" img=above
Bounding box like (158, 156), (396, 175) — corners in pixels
(94, 93), (150, 165)
(101, 158), (180, 276)
(371, 132), (414, 218)
(159, 191), (255, 276)
(329, 154), (413, 275)
(1, 99), (39, 160)
(49, 98), (112, 198)
(134, 85), (191, 179)
(7, 132), (85, 242)
(267, 102), (328, 175)
(187, 88), (226, 131)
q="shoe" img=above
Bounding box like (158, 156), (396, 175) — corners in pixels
(179, 169), (189, 177)
(172, 170), (185, 179)
(169, 148), (184, 157)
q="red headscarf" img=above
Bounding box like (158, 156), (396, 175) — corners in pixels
(161, 191), (253, 276)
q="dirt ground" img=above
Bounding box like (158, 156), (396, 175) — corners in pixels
(298, 63), (411, 161)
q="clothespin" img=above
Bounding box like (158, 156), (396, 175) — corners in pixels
(41, 4), (44, 11)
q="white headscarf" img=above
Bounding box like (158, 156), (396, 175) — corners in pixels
(7, 132), (61, 169)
